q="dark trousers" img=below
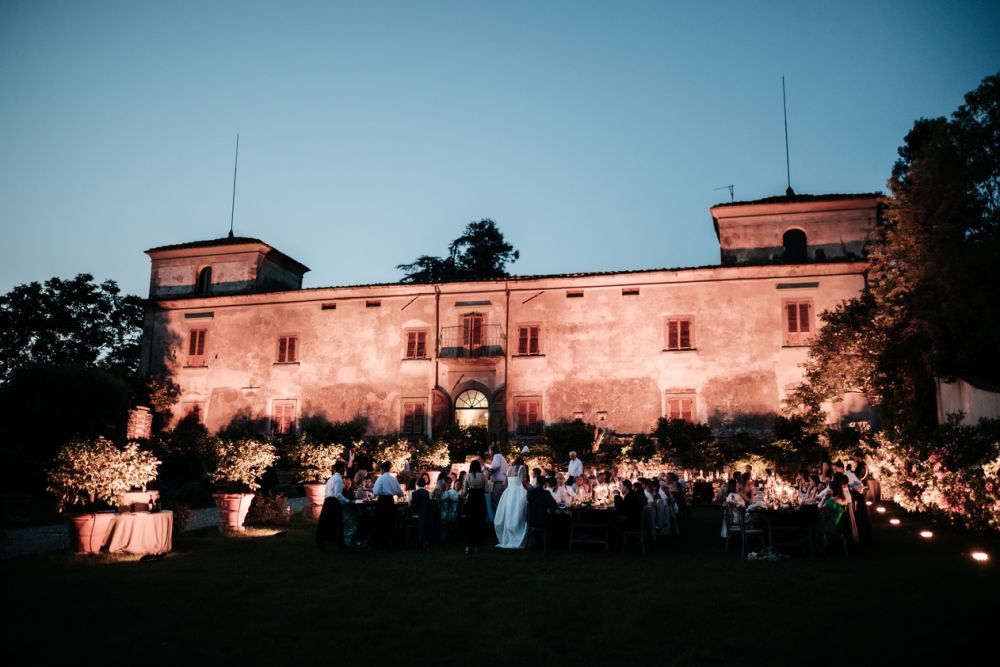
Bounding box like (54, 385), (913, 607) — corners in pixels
(374, 495), (397, 547)
(316, 497), (346, 549)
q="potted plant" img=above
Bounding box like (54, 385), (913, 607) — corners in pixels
(206, 437), (277, 532)
(284, 438), (344, 511)
(413, 439), (451, 487)
(47, 437), (161, 553)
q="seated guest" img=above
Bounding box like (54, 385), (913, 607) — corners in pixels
(614, 479), (647, 529)
(550, 474), (574, 505)
(527, 474), (558, 529)
(352, 471), (370, 501)
(805, 474), (823, 503)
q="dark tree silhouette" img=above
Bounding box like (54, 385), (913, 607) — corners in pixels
(397, 219), (519, 283)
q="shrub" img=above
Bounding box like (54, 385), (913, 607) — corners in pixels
(413, 440), (450, 471)
(205, 437), (277, 492)
(246, 492), (292, 527)
(47, 437), (160, 512)
(284, 436), (344, 483)
(544, 420), (600, 463)
(436, 424), (489, 461)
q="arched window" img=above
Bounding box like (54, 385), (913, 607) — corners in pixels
(782, 229), (807, 263)
(196, 267), (213, 295)
(455, 389), (489, 429)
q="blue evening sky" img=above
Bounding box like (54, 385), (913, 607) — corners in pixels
(1, 1), (998, 297)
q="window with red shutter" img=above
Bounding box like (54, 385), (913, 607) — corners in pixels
(666, 394), (695, 422)
(517, 326), (540, 355)
(462, 314), (484, 347)
(665, 318), (694, 350)
(277, 335), (299, 363)
(188, 329), (207, 366)
(517, 400), (541, 435)
(405, 331), (428, 359)
(402, 401), (425, 435)
(784, 300), (814, 345)
(271, 400), (297, 434)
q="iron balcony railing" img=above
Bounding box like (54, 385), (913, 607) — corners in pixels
(438, 324), (505, 358)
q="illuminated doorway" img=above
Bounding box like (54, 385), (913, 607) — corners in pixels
(455, 389), (489, 428)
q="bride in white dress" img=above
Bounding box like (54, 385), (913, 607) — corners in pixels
(494, 460), (528, 549)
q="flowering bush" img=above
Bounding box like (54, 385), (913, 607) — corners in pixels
(284, 436), (344, 483)
(206, 437), (277, 492)
(864, 419), (1000, 532)
(246, 492), (292, 526)
(413, 440), (451, 471)
(47, 437), (161, 512)
(370, 438), (412, 474)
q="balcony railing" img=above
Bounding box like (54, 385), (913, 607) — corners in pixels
(438, 324), (505, 359)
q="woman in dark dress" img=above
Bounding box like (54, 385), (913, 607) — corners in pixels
(463, 459), (487, 554)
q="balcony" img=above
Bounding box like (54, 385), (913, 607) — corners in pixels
(438, 324), (505, 359)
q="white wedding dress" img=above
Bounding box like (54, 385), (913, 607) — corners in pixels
(494, 466), (528, 549)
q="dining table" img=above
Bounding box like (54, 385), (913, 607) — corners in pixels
(103, 510), (173, 555)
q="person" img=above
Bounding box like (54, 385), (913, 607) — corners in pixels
(316, 461), (350, 551)
(817, 473), (851, 537)
(410, 476), (431, 516)
(527, 473), (558, 534)
(353, 445), (373, 474)
(487, 445), (509, 512)
(371, 460), (405, 547)
(434, 476), (460, 526)
(805, 474), (823, 503)
(463, 459), (487, 554)
(550, 473), (574, 505)
(352, 470), (370, 501)
(721, 478), (747, 539)
(567, 450), (584, 485)
(574, 474), (593, 502)
(836, 460), (871, 546)
(494, 457), (528, 549)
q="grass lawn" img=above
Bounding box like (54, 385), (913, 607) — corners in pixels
(2, 506), (994, 665)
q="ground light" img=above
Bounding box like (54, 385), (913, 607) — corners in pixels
(919, 530), (933, 539)
(876, 506), (887, 514)
(889, 518), (900, 526)
(865, 501), (872, 506)
(971, 551), (990, 563)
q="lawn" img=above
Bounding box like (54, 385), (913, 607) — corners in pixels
(2, 506), (994, 665)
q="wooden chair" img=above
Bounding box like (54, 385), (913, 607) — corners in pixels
(527, 524), (549, 553)
(724, 502), (765, 558)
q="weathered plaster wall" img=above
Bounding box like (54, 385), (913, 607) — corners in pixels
(145, 262), (866, 437)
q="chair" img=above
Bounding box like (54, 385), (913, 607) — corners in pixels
(723, 502), (765, 558)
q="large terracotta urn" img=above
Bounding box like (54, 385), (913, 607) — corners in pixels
(303, 483), (326, 507)
(68, 512), (116, 554)
(425, 470), (441, 488)
(212, 493), (255, 532)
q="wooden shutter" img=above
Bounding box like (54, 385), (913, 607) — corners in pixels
(668, 321), (679, 349)
(278, 337), (288, 363)
(518, 327), (529, 355)
(529, 327), (539, 354)
(416, 332), (426, 358)
(679, 320), (691, 349)
(680, 398), (692, 422)
(406, 332), (417, 358)
(798, 303), (810, 333)
(786, 303), (799, 332)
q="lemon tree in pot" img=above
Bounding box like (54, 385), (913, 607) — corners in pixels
(205, 437), (277, 532)
(285, 438), (344, 508)
(47, 437), (160, 553)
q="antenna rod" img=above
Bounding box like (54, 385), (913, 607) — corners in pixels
(782, 76), (791, 193)
(229, 133), (239, 238)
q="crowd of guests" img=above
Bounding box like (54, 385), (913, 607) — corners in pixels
(720, 455), (873, 549)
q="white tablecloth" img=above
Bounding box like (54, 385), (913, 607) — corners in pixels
(103, 511), (173, 554)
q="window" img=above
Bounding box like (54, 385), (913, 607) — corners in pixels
(566, 290), (583, 298)
(784, 300), (813, 346)
(783, 229), (808, 263)
(187, 329), (207, 366)
(622, 288), (640, 296)
(181, 402), (204, 423)
(665, 318), (694, 350)
(366, 300), (381, 308)
(405, 331), (428, 359)
(276, 335), (299, 363)
(462, 313), (484, 347)
(196, 267), (212, 295)
(517, 325), (541, 355)
(516, 399), (541, 435)
(271, 400), (297, 435)
(666, 396), (694, 422)
(401, 401), (426, 435)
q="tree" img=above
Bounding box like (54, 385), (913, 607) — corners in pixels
(0, 274), (145, 383)
(397, 219), (519, 283)
(790, 72), (1000, 438)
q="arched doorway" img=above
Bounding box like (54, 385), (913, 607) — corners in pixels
(455, 389), (489, 428)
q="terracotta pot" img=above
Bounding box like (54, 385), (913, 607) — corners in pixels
(68, 512), (116, 554)
(425, 470), (441, 488)
(303, 483), (326, 508)
(212, 493), (255, 532)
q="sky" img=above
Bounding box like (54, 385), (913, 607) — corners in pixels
(1, 1), (998, 297)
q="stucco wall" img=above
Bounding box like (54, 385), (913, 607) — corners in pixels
(144, 262), (866, 437)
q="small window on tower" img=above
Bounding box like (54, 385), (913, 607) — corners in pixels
(196, 267), (213, 295)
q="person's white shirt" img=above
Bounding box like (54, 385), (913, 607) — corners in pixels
(490, 453), (509, 482)
(550, 485), (574, 505)
(567, 458), (584, 479)
(372, 472), (404, 497)
(844, 470), (863, 492)
(325, 472), (349, 504)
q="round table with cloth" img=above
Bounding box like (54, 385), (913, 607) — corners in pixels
(102, 511), (173, 555)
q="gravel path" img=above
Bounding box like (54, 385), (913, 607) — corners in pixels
(1, 496), (309, 559)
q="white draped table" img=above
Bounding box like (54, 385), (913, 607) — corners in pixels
(103, 511), (173, 555)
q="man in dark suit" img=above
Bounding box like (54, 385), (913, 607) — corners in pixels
(527, 471), (557, 530)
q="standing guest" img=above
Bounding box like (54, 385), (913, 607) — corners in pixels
(371, 461), (405, 547)
(434, 476), (460, 526)
(463, 460), (487, 554)
(567, 451), (584, 486)
(410, 476), (431, 516)
(316, 461), (350, 552)
(836, 460), (871, 546)
(487, 445), (509, 513)
(818, 453), (833, 484)
(354, 444), (373, 474)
